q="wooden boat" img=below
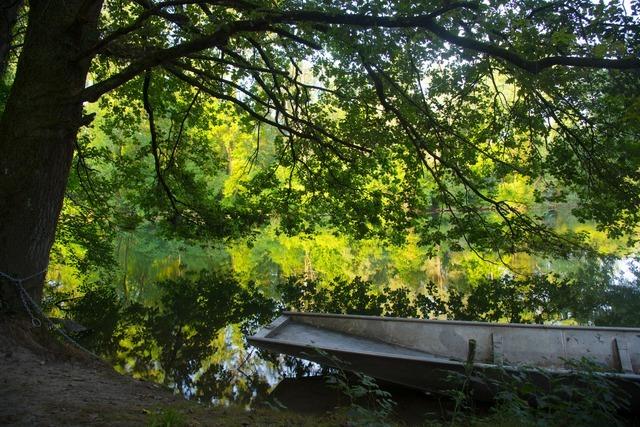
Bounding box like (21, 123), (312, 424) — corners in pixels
(248, 311), (640, 406)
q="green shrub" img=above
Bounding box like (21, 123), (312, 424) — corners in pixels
(147, 407), (186, 427)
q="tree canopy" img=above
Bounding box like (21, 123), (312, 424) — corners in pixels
(1, 0), (640, 307)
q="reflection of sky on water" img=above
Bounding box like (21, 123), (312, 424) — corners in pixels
(160, 323), (322, 407)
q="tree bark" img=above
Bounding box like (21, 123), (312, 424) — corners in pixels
(0, 0), (102, 313)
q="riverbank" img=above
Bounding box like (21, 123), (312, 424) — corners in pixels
(0, 318), (343, 426)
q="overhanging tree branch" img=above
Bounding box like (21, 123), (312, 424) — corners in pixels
(81, 18), (273, 102)
(269, 9), (640, 73)
(82, 6), (640, 103)
(142, 71), (180, 215)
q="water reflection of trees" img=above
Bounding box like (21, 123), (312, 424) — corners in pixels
(63, 261), (640, 405)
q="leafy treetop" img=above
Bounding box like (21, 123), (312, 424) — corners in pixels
(10, 0), (640, 256)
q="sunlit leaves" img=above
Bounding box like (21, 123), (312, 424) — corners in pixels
(46, 0), (640, 301)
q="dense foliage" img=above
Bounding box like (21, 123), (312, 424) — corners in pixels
(38, 0), (640, 261)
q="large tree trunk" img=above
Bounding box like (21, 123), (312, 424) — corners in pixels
(0, 0), (102, 313)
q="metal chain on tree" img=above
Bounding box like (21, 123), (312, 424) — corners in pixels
(0, 268), (47, 327)
(16, 282), (42, 328)
(0, 269), (101, 360)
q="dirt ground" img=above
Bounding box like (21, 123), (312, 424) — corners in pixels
(0, 318), (344, 426)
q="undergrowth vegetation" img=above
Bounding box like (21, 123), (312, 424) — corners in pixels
(320, 354), (633, 427)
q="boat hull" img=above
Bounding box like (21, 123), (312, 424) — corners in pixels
(248, 312), (640, 407)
